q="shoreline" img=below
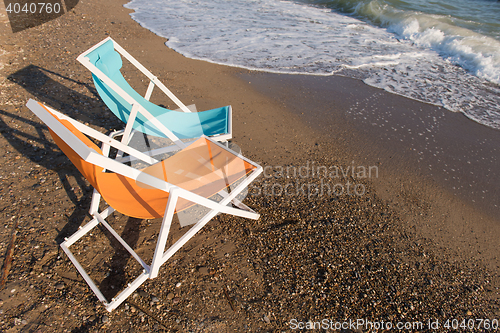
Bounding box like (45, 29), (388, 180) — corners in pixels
(0, 0), (499, 330)
(241, 72), (500, 269)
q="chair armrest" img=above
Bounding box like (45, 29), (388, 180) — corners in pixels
(46, 107), (160, 165)
(72, 121), (160, 165)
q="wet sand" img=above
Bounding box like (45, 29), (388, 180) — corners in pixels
(0, 0), (499, 331)
(243, 72), (500, 271)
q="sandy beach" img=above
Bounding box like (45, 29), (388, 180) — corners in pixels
(0, 0), (499, 331)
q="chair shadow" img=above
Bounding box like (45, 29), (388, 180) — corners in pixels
(0, 108), (90, 244)
(6, 64), (125, 242)
(7, 64), (117, 127)
(4, 64), (143, 311)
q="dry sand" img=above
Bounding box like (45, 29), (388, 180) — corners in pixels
(0, 0), (499, 331)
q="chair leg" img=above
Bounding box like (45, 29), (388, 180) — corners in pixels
(151, 186), (258, 278)
(60, 207), (115, 305)
(148, 185), (249, 280)
(149, 190), (178, 279)
(218, 189), (251, 211)
(89, 189), (101, 215)
(156, 206), (221, 273)
(60, 206), (152, 312)
(105, 272), (149, 312)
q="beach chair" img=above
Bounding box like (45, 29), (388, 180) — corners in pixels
(26, 99), (261, 311)
(77, 37), (232, 150)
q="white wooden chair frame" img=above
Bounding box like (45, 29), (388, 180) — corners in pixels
(26, 99), (260, 312)
(77, 37), (233, 151)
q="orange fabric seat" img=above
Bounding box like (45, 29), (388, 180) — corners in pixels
(47, 106), (255, 219)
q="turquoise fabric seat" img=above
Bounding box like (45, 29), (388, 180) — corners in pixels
(84, 40), (229, 140)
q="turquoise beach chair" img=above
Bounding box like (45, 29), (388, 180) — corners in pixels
(77, 37), (232, 148)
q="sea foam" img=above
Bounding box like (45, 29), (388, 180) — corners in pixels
(124, 0), (500, 129)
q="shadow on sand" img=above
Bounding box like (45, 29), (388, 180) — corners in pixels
(3, 64), (145, 315)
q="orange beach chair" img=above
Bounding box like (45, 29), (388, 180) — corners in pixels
(26, 99), (262, 311)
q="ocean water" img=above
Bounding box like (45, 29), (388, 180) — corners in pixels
(124, 0), (500, 130)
